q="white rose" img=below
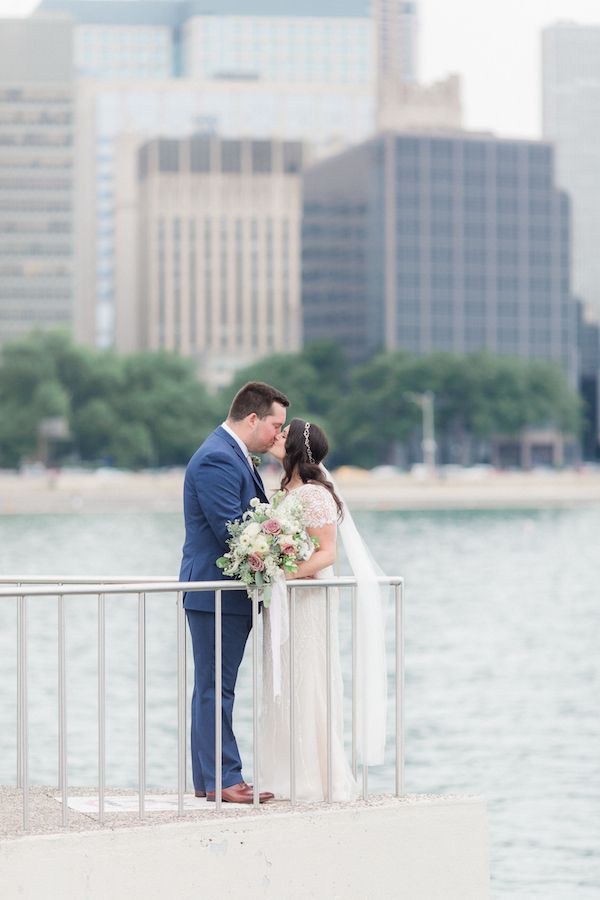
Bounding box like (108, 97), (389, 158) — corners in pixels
(252, 536), (269, 554)
(244, 522), (261, 537)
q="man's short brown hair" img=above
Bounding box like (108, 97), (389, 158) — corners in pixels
(228, 381), (289, 421)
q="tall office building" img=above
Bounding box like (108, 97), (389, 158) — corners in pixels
(182, 6), (373, 85)
(74, 78), (372, 348)
(373, 0), (419, 85)
(577, 303), (600, 458)
(543, 23), (600, 317)
(36, 0), (376, 348)
(37, 0), (178, 78)
(302, 132), (577, 385)
(544, 24), (600, 454)
(35, 0), (459, 353)
(373, 0), (461, 132)
(0, 16), (74, 346)
(37, 0), (375, 85)
(119, 135), (304, 388)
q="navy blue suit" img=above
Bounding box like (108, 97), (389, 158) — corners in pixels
(179, 426), (267, 792)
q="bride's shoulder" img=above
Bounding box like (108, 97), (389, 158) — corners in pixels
(295, 481), (328, 498)
(296, 482), (337, 527)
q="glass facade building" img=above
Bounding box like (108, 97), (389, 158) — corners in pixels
(0, 17), (74, 346)
(74, 25), (172, 80)
(577, 304), (600, 457)
(374, 0), (419, 85)
(38, 0), (180, 78)
(182, 15), (373, 85)
(302, 132), (577, 385)
(37, 0), (423, 92)
(37, 0), (376, 83)
(543, 23), (600, 318)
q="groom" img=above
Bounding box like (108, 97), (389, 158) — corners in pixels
(180, 381), (288, 803)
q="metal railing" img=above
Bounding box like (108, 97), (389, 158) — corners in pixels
(0, 575), (404, 830)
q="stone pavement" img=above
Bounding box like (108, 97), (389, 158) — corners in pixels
(0, 785), (466, 841)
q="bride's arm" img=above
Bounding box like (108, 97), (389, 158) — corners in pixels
(286, 523), (336, 580)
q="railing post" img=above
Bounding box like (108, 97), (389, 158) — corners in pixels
(57, 582), (64, 794)
(97, 593), (106, 825)
(138, 592), (146, 820)
(252, 589), (260, 809)
(177, 590), (186, 816)
(361, 584), (369, 801)
(326, 586), (332, 803)
(58, 593), (68, 827)
(19, 594), (29, 831)
(214, 590), (222, 813)
(351, 585), (357, 780)
(16, 584), (22, 790)
(395, 580), (405, 797)
(289, 586), (296, 806)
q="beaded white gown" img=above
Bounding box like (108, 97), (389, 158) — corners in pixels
(259, 483), (359, 802)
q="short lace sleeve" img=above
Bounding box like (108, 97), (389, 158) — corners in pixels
(298, 483), (338, 528)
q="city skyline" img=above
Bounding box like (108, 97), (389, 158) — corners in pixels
(4, 0), (600, 139)
(302, 132), (576, 384)
(0, 0), (597, 453)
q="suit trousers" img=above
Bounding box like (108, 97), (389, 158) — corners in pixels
(186, 609), (252, 793)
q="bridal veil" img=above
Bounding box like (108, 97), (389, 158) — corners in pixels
(322, 465), (388, 766)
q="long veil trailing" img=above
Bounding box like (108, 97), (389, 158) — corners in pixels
(321, 465), (387, 766)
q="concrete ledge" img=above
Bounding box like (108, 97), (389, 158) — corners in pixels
(0, 795), (490, 899)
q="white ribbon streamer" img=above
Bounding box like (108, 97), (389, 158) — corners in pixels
(268, 570), (289, 699)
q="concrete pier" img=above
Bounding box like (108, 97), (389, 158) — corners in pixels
(0, 789), (490, 899)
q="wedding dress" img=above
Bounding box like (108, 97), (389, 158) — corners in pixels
(259, 483), (359, 802)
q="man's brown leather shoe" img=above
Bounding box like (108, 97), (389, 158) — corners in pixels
(194, 790), (206, 798)
(240, 781), (274, 801)
(206, 781), (274, 804)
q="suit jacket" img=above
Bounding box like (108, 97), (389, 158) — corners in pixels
(179, 425), (268, 614)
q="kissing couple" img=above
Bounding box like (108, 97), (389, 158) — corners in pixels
(179, 381), (387, 804)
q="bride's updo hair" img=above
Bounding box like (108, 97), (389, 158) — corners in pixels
(280, 418), (343, 519)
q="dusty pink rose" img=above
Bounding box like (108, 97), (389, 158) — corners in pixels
(262, 518), (282, 536)
(247, 553), (265, 572)
(281, 543), (296, 557)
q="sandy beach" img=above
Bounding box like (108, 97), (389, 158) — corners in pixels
(1, 465), (600, 514)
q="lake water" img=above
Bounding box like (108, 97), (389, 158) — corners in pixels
(0, 507), (599, 898)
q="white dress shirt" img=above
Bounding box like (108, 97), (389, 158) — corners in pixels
(221, 421), (254, 471)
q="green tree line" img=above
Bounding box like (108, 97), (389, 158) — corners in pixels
(227, 342), (582, 468)
(0, 331), (582, 469)
(0, 331), (217, 468)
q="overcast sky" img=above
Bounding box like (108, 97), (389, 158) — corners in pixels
(2, 0), (600, 138)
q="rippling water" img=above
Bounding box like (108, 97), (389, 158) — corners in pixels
(0, 507), (599, 897)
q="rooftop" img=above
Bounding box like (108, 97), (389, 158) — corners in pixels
(35, 0), (370, 25)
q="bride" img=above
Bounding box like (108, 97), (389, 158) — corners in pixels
(259, 418), (377, 802)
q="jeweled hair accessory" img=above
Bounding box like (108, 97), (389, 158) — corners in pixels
(303, 422), (315, 464)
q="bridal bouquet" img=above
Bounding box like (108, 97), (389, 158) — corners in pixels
(216, 491), (318, 608)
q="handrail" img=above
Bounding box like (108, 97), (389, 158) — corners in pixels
(0, 576), (177, 585)
(0, 576), (403, 597)
(1, 575), (405, 831)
